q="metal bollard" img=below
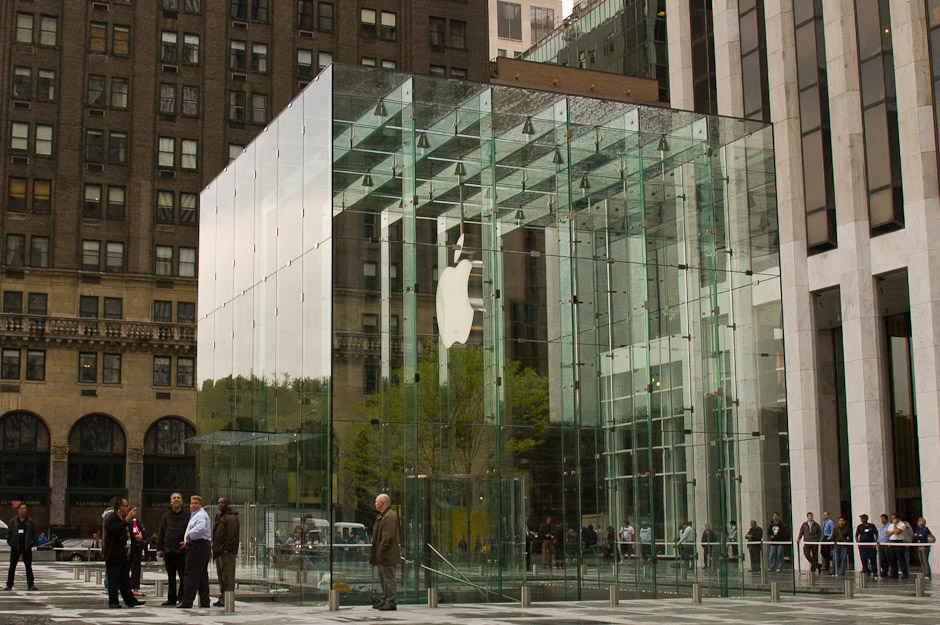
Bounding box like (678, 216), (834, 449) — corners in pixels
(857, 572), (868, 589)
(532, 564), (538, 576)
(155, 579), (165, 597)
(73, 567), (81, 580)
(612, 564), (617, 576)
(915, 573), (925, 597)
(692, 583), (702, 604)
(224, 590), (235, 614)
(520, 585), (531, 607)
(844, 579), (854, 598)
(760, 566), (767, 585)
(580, 563), (587, 578)
(769, 581), (780, 603)
(95, 570), (103, 586)
(807, 570), (815, 587)
(427, 587), (438, 608)
(84, 569), (91, 583)
(609, 585), (619, 606)
(328, 589), (339, 612)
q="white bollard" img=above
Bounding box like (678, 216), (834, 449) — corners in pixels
(692, 583), (702, 604)
(770, 581), (780, 602)
(427, 587), (438, 608)
(224, 590), (235, 613)
(328, 589), (339, 612)
(857, 572), (868, 590)
(844, 579), (854, 598)
(520, 585), (531, 607)
(915, 573), (926, 597)
(609, 585), (618, 606)
(155, 579), (165, 597)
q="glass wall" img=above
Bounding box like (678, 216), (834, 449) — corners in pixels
(197, 64), (787, 604)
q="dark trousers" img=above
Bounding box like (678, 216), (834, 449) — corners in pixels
(6, 547), (34, 588)
(859, 546), (877, 574)
(748, 546), (762, 571)
(164, 550), (186, 602)
(179, 539), (210, 607)
(130, 546), (143, 589)
(888, 544), (909, 577)
(821, 543), (832, 570)
(802, 544), (820, 572)
(878, 545), (890, 576)
(105, 558), (136, 607)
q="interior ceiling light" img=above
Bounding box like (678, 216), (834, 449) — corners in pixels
(579, 174), (590, 190)
(521, 116), (535, 136)
(553, 147), (564, 165)
(373, 98), (388, 117)
(362, 172), (374, 188)
(453, 161), (466, 178)
(657, 134), (670, 152)
(416, 132), (431, 150)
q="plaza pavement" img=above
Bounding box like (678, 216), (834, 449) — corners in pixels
(1, 562), (938, 624)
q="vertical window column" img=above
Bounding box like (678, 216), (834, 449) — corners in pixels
(690, 0), (718, 115)
(738, 0), (770, 121)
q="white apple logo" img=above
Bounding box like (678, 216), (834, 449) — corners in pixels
(436, 234), (484, 348)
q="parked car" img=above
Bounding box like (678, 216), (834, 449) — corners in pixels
(54, 538), (102, 562)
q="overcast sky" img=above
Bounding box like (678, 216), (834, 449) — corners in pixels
(562, 0), (574, 17)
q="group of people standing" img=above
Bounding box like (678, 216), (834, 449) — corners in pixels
(103, 493), (239, 609)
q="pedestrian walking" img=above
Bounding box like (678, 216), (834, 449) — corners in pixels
(603, 526), (616, 560)
(156, 492), (190, 606)
(102, 497), (144, 609)
(855, 514), (878, 576)
(701, 523), (717, 570)
(798, 512), (823, 574)
(211, 498), (239, 607)
(744, 520), (763, 572)
(821, 511), (835, 573)
(370, 493), (400, 612)
(618, 520), (634, 562)
(177, 495), (211, 609)
(538, 516), (554, 569)
(887, 512), (912, 579)
(830, 517), (851, 576)
(913, 517), (934, 579)
(767, 512), (787, 572)
(4, 503), (38, 591)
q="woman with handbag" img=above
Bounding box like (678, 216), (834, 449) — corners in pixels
(913, 517), (935, 579)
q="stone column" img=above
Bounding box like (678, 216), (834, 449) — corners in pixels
(49, 445), (68, 526)
(666, 0), (695, 110)
(712, 0), (744, 117)
(127, 447), (144, 508)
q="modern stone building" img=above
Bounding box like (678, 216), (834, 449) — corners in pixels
(0, 0), (488, 536)
(489, 0), (563, 60)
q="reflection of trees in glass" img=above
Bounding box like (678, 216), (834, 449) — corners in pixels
(0, 411), (49, 451)
(144, 417), (195, 456)
(69, 414), (125, 454)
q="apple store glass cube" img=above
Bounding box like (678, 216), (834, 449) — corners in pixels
(197, 64), (788, 604)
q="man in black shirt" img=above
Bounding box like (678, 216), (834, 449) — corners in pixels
(102, 497), (144, 609)
(855, 514), (878, 576)
(744, 520), (763, 572)
(538, 516), (554, 569)
(4, 503), (38, 591)
(156, 492), (190, 606)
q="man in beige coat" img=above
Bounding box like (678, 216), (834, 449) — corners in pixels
(370, 493), (400, 611)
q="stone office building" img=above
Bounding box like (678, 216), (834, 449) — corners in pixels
(0, 0), (487, 535)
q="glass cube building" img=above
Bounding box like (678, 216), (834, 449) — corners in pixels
(196, 64), (787, 603)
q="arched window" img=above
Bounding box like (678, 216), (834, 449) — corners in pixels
(143, 417), (196, 532)
(67, 414), (125, 489)
(144, 417), (195, 456)
(68, 413), (125, 455)
(0, 411), (50, 489)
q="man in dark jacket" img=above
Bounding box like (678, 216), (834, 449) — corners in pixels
(797, 512), (823, 573)
(5, 503), (38, 591)
(102, 497), (144, 609)
(701, 523), (717, 569)
(831, 516), (852, 576)
(211, 498), (239, 607)
(370, 493), (400, 611)
(744, 520), (763, 572)
(156, 492), (190, 605)
(855, 514), (878, 575)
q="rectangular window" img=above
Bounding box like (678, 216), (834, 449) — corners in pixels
(39, 16), (57, 46)
(181, 139), (197, 170)
(11, 123), (28, 152)
(297, 49), (313, 78)
(230, 40), (247, 70)
(497, 2), (522, 40)
(111, 77), (128, 108)
(361, 57), (376, 67)
(153, 356), (172, 386)
(159, 83), (177, 115)
(78, 352), (97, 383)
(156, 245), (173, 275)
(81, 240), (100, 271)
(230, 0), (247, 19)
(363, 364), (380, 394)
(361, 9), (376, 39)
(79, 295), (98, 318)
(86, 129), (104, 162)
(35, 124), (52, 156)
(5, 234), (25, 267)
(13, 67), (31, 100)
(103, 354), (121, 384)
(429, 16), (446, 50)
(8, 178), (27, 213)
(3, 292), (23, 314)
(228, 143), (244, 162)
(297, 0), (314, 28)
(530, 6), (554, 44)
(1, 349), (20, 380)
(362, 261), (378, 290)
(112, 25), (130, 55)
(252, 43), (268, 72)
(185, 0), (201, 12)
(318, 51), (333, 71)
(108, 131), (127, 164)
(29, 236), (49, 268)
(33, 180), (51, 214)
(161, 31), (178, 62)
(178, 301), (196, 324)
(381, 59), (397, 70)
(450, 20), (466, 49)
(182, 86), (199, 117)
(27, 293), (47, 315)
(177, 357), (195, 387)
(88, 75), (106, 107)
(36, 69), (55, 101)
(253, 0), (269, 21)
(229, 90), (246, 122)
(90, 22), (107, 53)
(362, 313), (379, 333)
(180, 192), (197, 225)
(251, 93), (267, 123)
(429, 65), (446, 78)
(105, 241), (124, 272)
(179, 247), (196, 277)
(103, 296), (122, 319)
(108, 186), (125, 219)
(183, 33), (200, 64)
(154, 300), (173, 322)
(84, 184), (102, 218)
(451, 67), (466, 80)
(157, 190), (174, 223)
(25, 350), (45, 381)
(381, 11), (396, 40)
(16, 14), (33, 44)
(318, 2), (334, 31)
(158, 137), (175, 168)
(390, 314), (400, 335)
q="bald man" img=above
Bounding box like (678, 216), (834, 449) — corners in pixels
(370, 493), (400, 611)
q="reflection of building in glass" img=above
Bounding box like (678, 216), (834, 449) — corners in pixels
(523, 0), (669, 102)
(197, 64), (784, 602)
(489, 0), (564, 60)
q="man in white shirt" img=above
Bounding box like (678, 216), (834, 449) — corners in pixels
(676, 521), (695, 569)
(618, 521), (634, 562)
(887, 513), (911, 579)
(178, 495), (212, 608)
